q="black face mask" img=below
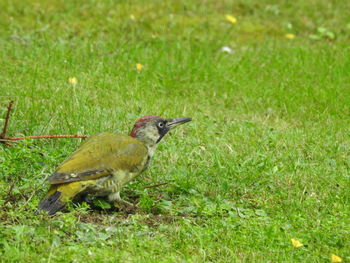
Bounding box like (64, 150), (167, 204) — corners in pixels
(156, 120), (169, 143)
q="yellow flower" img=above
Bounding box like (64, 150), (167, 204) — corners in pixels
(68, 77), (77, 85)
(136, 63), (144, 71)
(225, 14), (237, 24)
(291, 238), (303, 248)
(331, 254), (342, 263)
(285, 33), (296, 39)
(130, 14), (135, 20)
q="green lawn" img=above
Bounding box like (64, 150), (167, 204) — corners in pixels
(1, 0), (350, 262)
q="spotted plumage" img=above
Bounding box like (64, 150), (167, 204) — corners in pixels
(37, 116), (191, 215)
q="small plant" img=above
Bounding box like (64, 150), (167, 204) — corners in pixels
(309, 27), (336, 40)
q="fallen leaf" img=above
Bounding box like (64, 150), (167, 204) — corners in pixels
(225, 14), (237, 24)
(285, 33), (296, 39)
(331, 254), (342, 263)
(291, 238), (303, 248)
(68, 77), (77, 85)
(136, 63), (144, 71)
(220, 46), (234, 53)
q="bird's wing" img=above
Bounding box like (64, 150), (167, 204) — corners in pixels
(46, 132), (148, 184)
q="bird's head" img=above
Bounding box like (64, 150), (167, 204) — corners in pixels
(130, 115), (192, 151)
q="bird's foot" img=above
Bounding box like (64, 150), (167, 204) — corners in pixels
(113, 199), (137, 214)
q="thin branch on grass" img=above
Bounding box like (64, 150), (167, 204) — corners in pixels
(0, 100), (87, 146)
(0, 100), (13, 138)
(0, 100), (14, 146)
(143, 182), (169, 189)
(4, 134), (87, 141)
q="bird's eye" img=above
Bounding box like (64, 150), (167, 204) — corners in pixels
(158, 122), (164, 128)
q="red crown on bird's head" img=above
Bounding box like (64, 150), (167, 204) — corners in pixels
(130, 115), (164, 137)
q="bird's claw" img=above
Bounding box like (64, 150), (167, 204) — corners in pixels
(113, 200), (137, 214)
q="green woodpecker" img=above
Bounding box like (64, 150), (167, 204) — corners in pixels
(37, 115), (191, 215)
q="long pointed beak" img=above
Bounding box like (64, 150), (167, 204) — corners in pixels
(166, 117), (192, 129)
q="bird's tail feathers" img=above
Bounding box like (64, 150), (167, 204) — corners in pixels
(37, 181), (93, 215)
(37, 190), (66, 215)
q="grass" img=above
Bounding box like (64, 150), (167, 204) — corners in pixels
(0, 0), (350, 262)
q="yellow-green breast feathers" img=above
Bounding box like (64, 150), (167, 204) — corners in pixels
(46, 132), (148, 184)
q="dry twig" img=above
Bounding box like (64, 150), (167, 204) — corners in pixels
(0, 100), (13, 138)
(4, 134), (87, 141)
(0, 101), (14, 146)
(144, 182), (169, 189)
(0, 100), (87, 146)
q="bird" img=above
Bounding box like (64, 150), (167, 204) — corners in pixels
(37, 115), (191, 215)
